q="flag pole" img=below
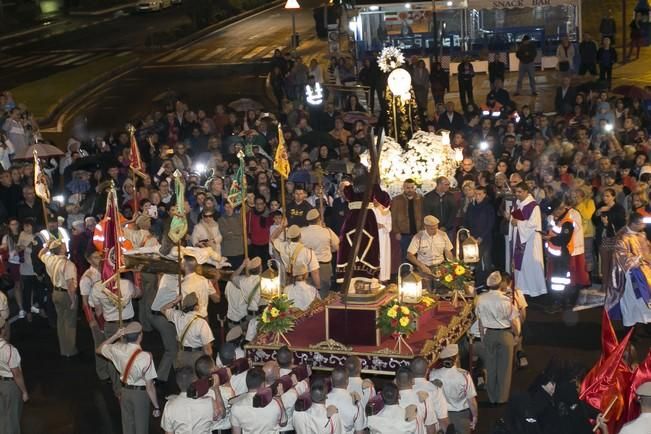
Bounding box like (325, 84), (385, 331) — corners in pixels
(241, 164), (249, 262)
(109, 185), (123, 329)
(34, 150), (50, 228)
(177, 240), (183, 298)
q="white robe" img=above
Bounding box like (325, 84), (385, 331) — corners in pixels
(620, 271), (651, 327)
(373, 207), (392, 282)
(508, 195), (547, 297)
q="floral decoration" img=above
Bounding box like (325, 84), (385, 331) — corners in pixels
(378, 300), (418, 336)
(377, 46), (405, 73)
(257, 294), (296, 335)
(432, 261), (473, 292)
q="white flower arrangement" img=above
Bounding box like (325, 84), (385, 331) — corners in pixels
(361, 130), (460, 197)
(377, 46), (406, 73)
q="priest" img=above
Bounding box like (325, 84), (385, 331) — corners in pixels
(508, 182), (547, 297)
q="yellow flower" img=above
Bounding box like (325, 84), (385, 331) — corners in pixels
(399, 316), (410, 327)
(270, 307), (280, 318)
(444, 274), (454, 283)
(454, 266), (466, 276)
(261, 312), (269, 323)
(421, 296), (434, 307)
(387, 307), (398, 318)
(400, 306), (410, 315)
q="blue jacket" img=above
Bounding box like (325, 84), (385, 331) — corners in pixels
(464, 199), (495, 246)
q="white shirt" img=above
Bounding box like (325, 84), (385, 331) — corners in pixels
(300, 225), (339, 263)
(164, 310), (214, 349)
(283, 281), (319, 311)
(152, 274), (180, 312)
(407, 230), (453, 266)
(100, 342), (157, 386)
(412, 378), (448, 422)
(326, 387), (366, 433)
(475, 290), (516, 330)
(0, 338), (20, 378)
(161, 392), (214, 434)
(79, 267), (101, 298)
(293, 403), (344, 434)
(181, 273), (216, 318)
(368, 404), (418, 434)
(347, 376), (375, 409)
(40, 252), (77, 289)
(192, 222), (222, 257)
(230, 381), (309, 433)
(207, 385), (234, 430)
(399, 388), (436, 430)
(18, 232), (35, 276)
(618, 412), (651, 434)
(225, 274), (262, 322)
(272, 240), (320, 274)
(429, 367), (477, 412)
(90, 279), (135, 321)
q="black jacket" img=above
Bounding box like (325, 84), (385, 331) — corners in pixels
(554, 86), (577, 115)
(423, 191), (457, 231)
(579, 40), (598, 64)
(464, 199), (495, 246)
(437, 111), (466, 133)
(517, 41), (538, 64)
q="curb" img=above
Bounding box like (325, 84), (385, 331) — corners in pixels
(68, 2), (137, 16)
(0, 20), (69, 43)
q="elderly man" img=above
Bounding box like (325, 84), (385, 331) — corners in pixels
(424, 177), (457, 240)
(406, 215), (454, 289)
(39, 239), (78, 357)
(272, 224), (320, 288)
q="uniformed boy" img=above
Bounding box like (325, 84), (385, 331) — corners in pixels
(39, 239), (78, 357)
(79, 248), (108, 381)
(300, 209), (339, 297)
(150, 273), (179, 384)
(96, 321), (160, 434)
(429, 344), (479, 434)
(283, 263), (319, 311)
(475, 271), (519, 405)
(225, 257), (263, 331)
(160, 366), (214, 434)
(367, 383), (418, 434)
(294, 379), (344, 434)
(161, 293), (214, 368)
(0, 316), (29, 434)
(395, 367), (440, 433)
(410, 357), (450, 431)
(272, 224), (320, 287)
(326, 366), (367, 434)
(180, 254), (220, 319)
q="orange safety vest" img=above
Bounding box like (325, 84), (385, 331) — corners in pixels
(93, 214), (134, 253)
(546, 212), (575, 257)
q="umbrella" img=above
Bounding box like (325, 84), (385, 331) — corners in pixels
(15, 142), (64, 160)
(228, 98), (263, 112)
(612, 85), (651, 100)
(298, 130), (340, 149)
(342, 111), (378, 125)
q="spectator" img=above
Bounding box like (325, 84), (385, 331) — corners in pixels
(457, 56), (476, 111)
(556, 36), (575, 73)
(515, 35), (538, 96)
(597, 37), (617, 87)
(578, 33), (598, 77)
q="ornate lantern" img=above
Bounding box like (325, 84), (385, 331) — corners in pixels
(398, 263), (422, 303)
(260, 259), (281, 299)
(455, 228), (480, 263)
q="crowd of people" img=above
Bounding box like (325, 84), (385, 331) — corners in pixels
(2, 26), (651, 433)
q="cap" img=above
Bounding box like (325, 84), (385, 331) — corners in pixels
(424, 215), (440, 226)
(306, 209), (320, 222)
(182, 293), (199, 310)
(247, 257), (262, 270)
(292, 263), (308, 276)
(123, 321), (143, 335)
(226, 325), (243, 342)
(48, 239), (63, 251)
(57, 216), (65, 225)
(486, 271), (502, 288)
(287, 225), (301, 239)
(439, 344), (459, 359)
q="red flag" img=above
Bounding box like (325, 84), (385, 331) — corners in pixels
(129, 131), (144, 176)
(580, 328), (633, 433)
(624, 350), (651, 423)
(582, 310), (621, 388)
(100, 189), (124, 295)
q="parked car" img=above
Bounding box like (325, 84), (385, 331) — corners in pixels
(136, 0), (172, 12)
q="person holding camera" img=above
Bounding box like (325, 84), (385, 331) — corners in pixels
(429, 344), (479, 434)
(96, 321), (160, 434)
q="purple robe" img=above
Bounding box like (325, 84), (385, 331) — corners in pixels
(511, 200), (538, 271)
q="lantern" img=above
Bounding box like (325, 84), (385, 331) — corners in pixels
(387, 68), (412, 100)
(284, 0), (300, 8)
(455, 228), (480, 263)
(398, 263), (422, 303)
(260, 259), (281, 299)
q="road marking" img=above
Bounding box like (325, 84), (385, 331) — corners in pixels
(177, 48), (207, 62)
(157, 50), (185, 63)
(224, 46), (249, 59)
(261, 47), (280, 58)
(241, 45), (269, 60)
(11, 53), (60, 68)
(116, 50), (132, 57)
(200, 47), (226, 61)
(55, 52), (96, 66)
(0, 56), (32, 67)
(72, 53), (110, 66)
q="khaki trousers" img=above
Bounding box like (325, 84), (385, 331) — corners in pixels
(318, 262), (333, 298)
(138, 273), (157, 332)
(0, 379), (22, 434)
(484, 329), (514, 404)
(52, 290), (78, 356)
(90, 322), (109, 380)
(448, 409), (471, 434)
(175, 349), (204, 370)
(150, 312), (177, 382)
(120, 387), (150, 434)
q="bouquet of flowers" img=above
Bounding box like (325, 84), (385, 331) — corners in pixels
(258, 295), (296, 344)
(377, 300), (419, 337)
(432, 261), (473, 292)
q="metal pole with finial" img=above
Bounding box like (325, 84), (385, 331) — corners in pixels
(239, 150), (249, 264)
(107, 181), (123, 328)
(127, 124), (138, 216)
